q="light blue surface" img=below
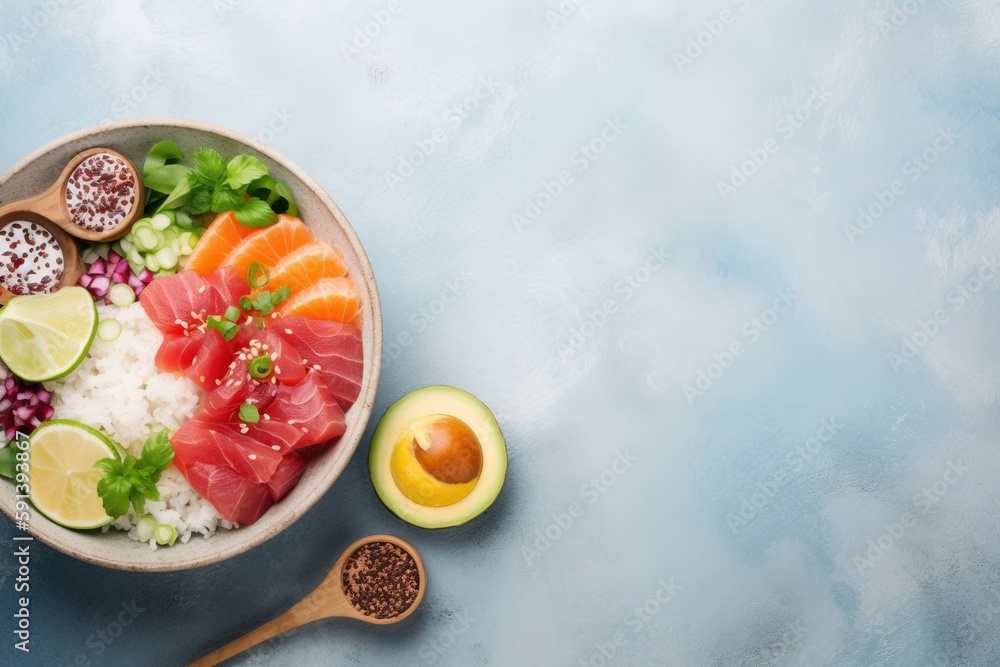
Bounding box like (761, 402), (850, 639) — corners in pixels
(2, 1), (1000, 665)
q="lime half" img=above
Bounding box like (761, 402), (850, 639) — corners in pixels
(0, 286), (97, 382)
(26, 420), (118, 530)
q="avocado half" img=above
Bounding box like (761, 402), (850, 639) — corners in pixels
(369, 386), (506, 529)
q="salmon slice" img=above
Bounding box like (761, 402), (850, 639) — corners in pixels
(266, 241), (349, 295)
(223, 215), (312, 272)
(185, 212), (256, 275)
(277, 277), (361, 326)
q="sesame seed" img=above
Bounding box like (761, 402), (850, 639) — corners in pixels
(301, 427), (308, 433)
(199, 375), (206, 382)
(245, 315), (253, 324)
(284, 328), (293, 334)
(270, 352), (277, 360)
(312, 364), (321, 370)
(215, 379), (221, 386)
(271, 445), (281, 451)
(263, 414), (271, 420)
(198, 285), (206, 293)
(271, 313), (278, 318)
(248, 453), (256, 459)
(239, 423), (246, 429)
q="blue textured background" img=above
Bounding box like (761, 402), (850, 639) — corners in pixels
(2, 1), (1000, 665)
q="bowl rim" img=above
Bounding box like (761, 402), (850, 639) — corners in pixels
(0, 117), (383, 572)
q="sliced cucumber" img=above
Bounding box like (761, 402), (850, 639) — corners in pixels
(155, 247), (178, 271)
(150, 213), (172, 231)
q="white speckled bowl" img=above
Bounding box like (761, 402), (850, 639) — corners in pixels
(0, 119), (382, 571)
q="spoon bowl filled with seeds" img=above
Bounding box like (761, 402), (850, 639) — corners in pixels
(188, 534), (426, 666)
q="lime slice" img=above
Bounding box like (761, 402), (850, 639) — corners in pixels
(26, 420), (118, 530)
(0, 286), (97, 382)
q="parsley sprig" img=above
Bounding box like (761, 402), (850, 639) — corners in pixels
(95, 429), (175, 519)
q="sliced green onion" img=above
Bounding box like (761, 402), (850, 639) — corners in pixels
(224, 306), (241, 322)
(150, 213), (172, 231)
(252, 291), (274, 316)
(255, 318), (265, 330)
(135, 227), (159, 252)
(239, 296), (253, 311)
(135, 514), (157, 542)
(153, 524), (178, 546)
(248, 355), (272, 379)
(155, 246), (178, 271)
(270, 284), (291, 307)
(247, 262), (269, 289)
(206, 316), (239, 341)
(97, 318), (122, 342)
(239, 403), (260, 424)
(109, 283), (136, 307)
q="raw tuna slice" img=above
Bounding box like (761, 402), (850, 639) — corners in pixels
(185, 329), (231, 391)
(154, 329), (205, 372)
(172, 420), (283, 483)
(185, 461), (273, 525)
(266, 452), (308, 501)
(204, 265), (250, 305)
(245, 418), (309, 454)
(197, 357), (279, 423)
(263, 372), (346, 446)
(270, 316), (363, 410)
(231, 325), (307, 385)
(139, 270), (233, 334)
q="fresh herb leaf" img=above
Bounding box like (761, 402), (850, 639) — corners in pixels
(143, 141), (183, 182)
(211, 187), (244, 213)
(225, 155), (269, 189)
(138, 429), (174, 478)
(248, 175), (298, 216)
(144, 164), (192, 194)
(193, 147), (226, 185)
(239, 403), (260, 423)
(233, 197), (278, 228)
(94, 429), (175, 519)
(155, 178), (192, 213)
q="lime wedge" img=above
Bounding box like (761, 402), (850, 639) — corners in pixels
(0, 286), (97, 382)
(26, 420), (118, 530)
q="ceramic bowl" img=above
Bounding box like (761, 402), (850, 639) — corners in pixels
(0, 118), (382, 571)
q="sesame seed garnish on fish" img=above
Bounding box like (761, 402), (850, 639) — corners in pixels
(312, 364), (321, 370)
(247, 453), (255, 459)
(271, 445), (281, 451)
(198, 285), (206, 293)
(301, 427), (308, 433)
(284, 328), (293, 334)
(263, 414), (271, 420)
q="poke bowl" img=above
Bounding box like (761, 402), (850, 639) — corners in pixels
(0, 118), (382, 571)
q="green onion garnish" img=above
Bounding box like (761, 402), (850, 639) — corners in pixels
(248, 262), (269, 289)
(252, 291), (274, 316)
(239, 403), (260, 423)
(239, 295), (253, 311)
(224, 306), (241, 322)
(207, 316), (239, 341)
(249, 355), (272, 379)
(270, 284), (291, 307)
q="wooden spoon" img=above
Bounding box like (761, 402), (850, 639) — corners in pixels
(0, 213), (83, 306)
(188, 534), (427, 667)
(0, 147), (145, 243)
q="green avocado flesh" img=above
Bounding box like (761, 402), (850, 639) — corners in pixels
(369, 386), (506, 529)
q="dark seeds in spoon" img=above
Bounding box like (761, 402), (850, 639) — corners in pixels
(341, 542), (420, 619)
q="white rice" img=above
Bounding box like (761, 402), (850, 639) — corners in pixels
(45, 302), (237, 549)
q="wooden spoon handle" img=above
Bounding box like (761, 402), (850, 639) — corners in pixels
(0, 188), (61, 222)
(187, 593), (335, 667)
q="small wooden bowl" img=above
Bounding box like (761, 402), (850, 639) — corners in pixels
(0, 147), (145, 244)
(0, 211), (84, 305)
